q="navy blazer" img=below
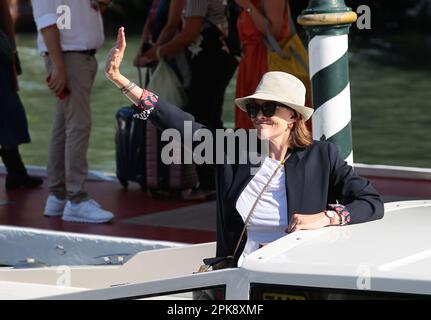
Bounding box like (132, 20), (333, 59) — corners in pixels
(148, 99), (384, 262)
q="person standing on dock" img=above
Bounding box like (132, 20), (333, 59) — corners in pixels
(0, 0), (43, 191)
(30, 0), (114, 223)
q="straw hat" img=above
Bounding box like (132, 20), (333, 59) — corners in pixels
(235, 71), (314, 121)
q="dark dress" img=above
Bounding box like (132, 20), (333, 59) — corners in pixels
(0, 50), (30, 146)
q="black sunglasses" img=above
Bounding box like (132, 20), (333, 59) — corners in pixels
(245, 101), (283, 118)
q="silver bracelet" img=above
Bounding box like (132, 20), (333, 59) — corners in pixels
(119, 82), (131, 94)
(120, 81), (137, 95)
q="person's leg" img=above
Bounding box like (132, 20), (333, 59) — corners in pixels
(210, 52), (238, 131)
(61, 53), (96, 203)
(0, 60), (41, 190)
(0, 145), (43, 190)
(60, 53), (113, 223)
(187, 58), (216, 130)
(187, 48), (236, 192)
(42, 57), (69, 216)
(186, 53), (214, 192)
(188, 46), (237, 131)
(44, 56), (67, 200)
(214, 50), (238, 127)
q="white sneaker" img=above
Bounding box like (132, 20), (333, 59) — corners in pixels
(62, 199), (114, 223)
(44, 195), (67, 217)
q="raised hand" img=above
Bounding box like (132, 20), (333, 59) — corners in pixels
(105, 27), (126, 81)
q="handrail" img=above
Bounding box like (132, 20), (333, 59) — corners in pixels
(298, 12), (357, 26)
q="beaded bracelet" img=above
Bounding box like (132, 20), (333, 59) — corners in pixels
(132, 89), (159, 120)
(327, 203), (351, 225)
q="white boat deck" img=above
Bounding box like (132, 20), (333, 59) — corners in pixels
(1, 200), (431, 299)
(0, 281), (88, 300)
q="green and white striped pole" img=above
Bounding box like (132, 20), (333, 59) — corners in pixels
(298, 1), (357, 166)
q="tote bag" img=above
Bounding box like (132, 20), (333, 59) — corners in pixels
(146, 55), (187, 108)
(267, 33), (311, 103)
(261, 0), (311, 104)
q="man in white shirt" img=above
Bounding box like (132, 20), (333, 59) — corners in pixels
(31, 0), (114, 223)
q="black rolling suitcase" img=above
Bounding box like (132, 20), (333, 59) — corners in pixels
(115, 106), (146, 189)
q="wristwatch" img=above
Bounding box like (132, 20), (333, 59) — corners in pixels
(325, 210), (341, 225)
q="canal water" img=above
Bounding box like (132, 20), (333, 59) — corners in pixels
(14, 33), (431, 173)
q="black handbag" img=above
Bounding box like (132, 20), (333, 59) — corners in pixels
(197, 256), (236, 273)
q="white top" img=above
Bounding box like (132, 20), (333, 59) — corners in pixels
(236, 157), (288, 261)
(31, 0), (104, 53)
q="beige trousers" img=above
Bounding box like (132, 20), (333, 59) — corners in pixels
(45, 52), (97, 202)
